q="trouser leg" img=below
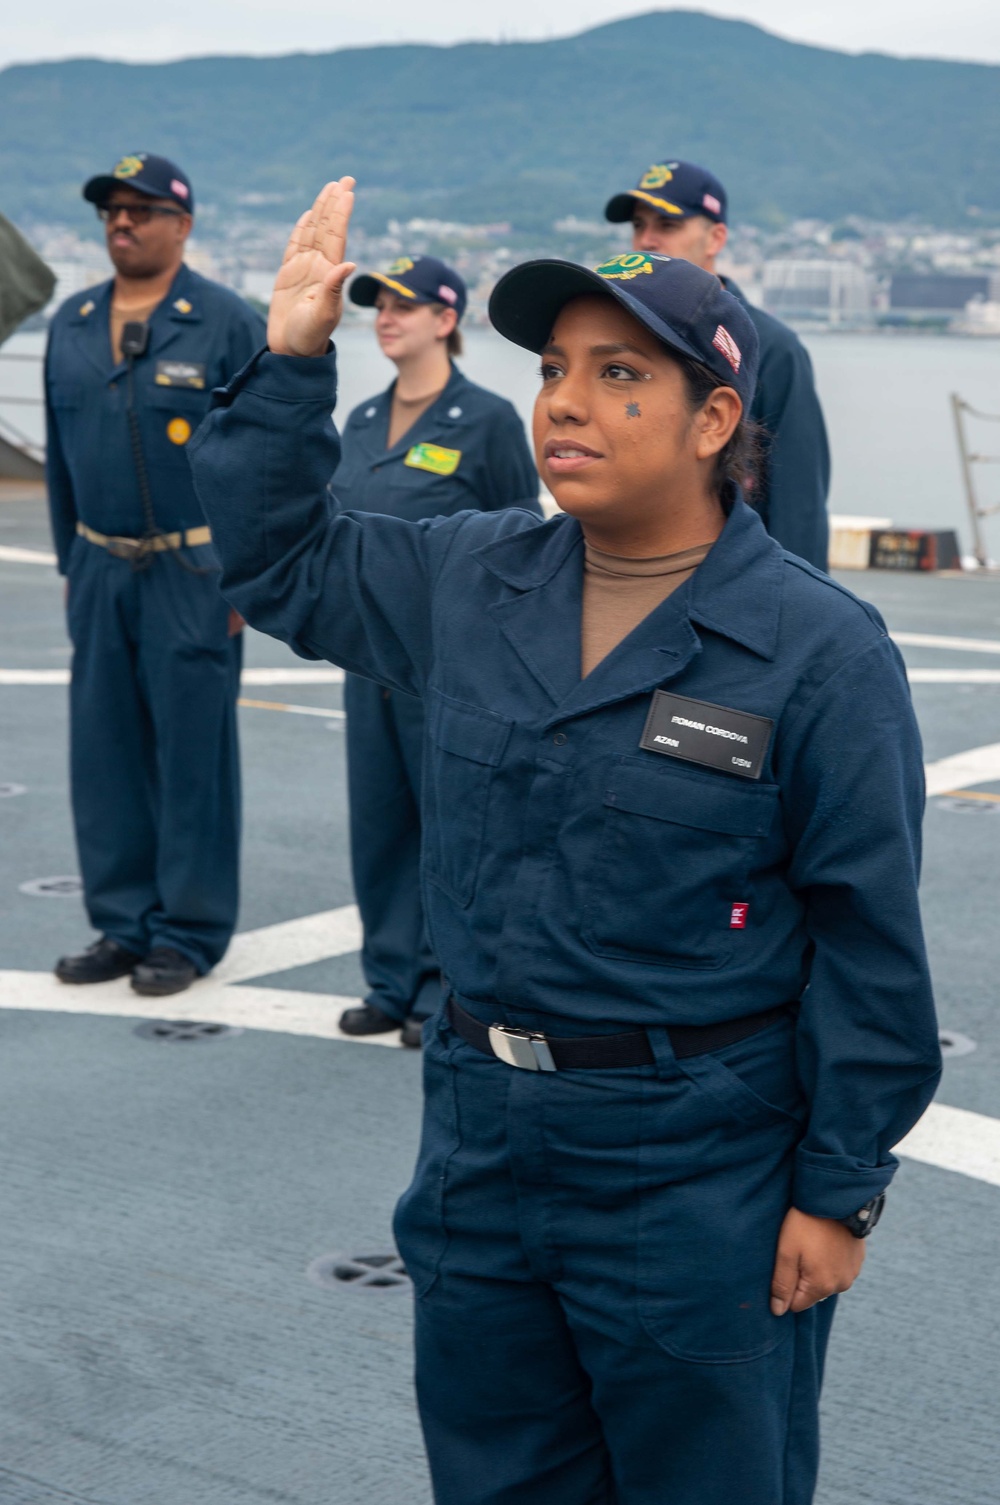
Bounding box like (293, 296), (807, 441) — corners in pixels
(573, 1301), (833, 1504)
(413, 1278), (617, 1505)
(396, 1012), (828, 1505)
(394, 1020), (615, 1504)
(344, 674), (437, 1021)
(783, 1297), (837, 1505)
(66, 546), (158, 955)
(558, 1018), (824, 1505)
(137, 553), (241, 972)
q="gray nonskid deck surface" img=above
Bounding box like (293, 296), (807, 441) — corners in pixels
(2, 488), (999, 1503)
(0, 1013), (425, 1505)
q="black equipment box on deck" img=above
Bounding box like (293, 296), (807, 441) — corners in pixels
(868, 529), (962, 572)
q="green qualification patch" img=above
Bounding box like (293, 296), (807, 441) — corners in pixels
(405, 442), (461, 477)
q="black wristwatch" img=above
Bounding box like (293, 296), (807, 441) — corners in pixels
(839, 1192), (886, 1239)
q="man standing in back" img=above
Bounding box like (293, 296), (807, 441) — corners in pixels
(605, 159), (830, 569)
(45, 153), (265, 996)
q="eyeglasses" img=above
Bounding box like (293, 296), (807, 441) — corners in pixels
(97, 202), (184, 225)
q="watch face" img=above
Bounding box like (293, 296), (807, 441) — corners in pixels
(848, 1192), (886, 1238)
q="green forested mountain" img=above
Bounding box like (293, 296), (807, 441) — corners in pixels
(1, 9), (997, 232)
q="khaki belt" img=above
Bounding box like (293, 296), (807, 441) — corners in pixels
(76, 520), (212, 559)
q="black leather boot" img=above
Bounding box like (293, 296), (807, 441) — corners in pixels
(400, 1016), (426, 1049)
(55, 936), (142, 984)
(130, 947), (199, 997)
(339, 1001), (402, 1036)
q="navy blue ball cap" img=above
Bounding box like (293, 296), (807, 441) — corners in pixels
(350, 255), (467, 322)
(83, 153), (194, 214)
(605, 160), (727, 225)
(489, 252), (758, 410)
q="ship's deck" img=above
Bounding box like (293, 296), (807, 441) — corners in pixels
(1, 483), (998, 1504)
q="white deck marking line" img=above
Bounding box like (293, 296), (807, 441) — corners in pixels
(0, 965), (994, 1182)
(892, 631), (1000, 655)
(242, 667), (344, 685)
(0, 667), (343, 687)
(238, 698), (344, 720)
(10, 666), (1000, 693)
(0, 544), (57, 565)
(0, 669), (70, 684)
(908, 669), (1000, 683)
(895, 1103), (1000, 1189)
(5, 670), (1000, 795)
(924, 742), (1000, 797)
(213, 903), (362, 984)
(0, 970), (400, 1047)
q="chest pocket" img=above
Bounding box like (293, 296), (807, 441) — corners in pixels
(143, 385), (210, 457)
(144, 384), (208, 413)
(385, 448), (469, 520)
(424, 691), (512, 907)
(584, 756), (779, 969)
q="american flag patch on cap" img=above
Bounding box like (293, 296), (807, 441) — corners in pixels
(703, 193), (722, 215)
(712, 324), (742, 373)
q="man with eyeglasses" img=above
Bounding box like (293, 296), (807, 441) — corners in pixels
(45, 153), (265, 995)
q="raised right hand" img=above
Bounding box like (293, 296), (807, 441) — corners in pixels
(267, 177), (357, 358)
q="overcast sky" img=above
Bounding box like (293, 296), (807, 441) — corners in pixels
(3, 1), (1000, 70)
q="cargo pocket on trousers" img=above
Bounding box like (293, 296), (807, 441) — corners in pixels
(392, 1025), (461, 1296)
(636, 1028), (801, 1362)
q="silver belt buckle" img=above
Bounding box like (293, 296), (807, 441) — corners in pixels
(488, 1024), (557, 1072)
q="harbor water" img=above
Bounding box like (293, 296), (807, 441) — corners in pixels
(4, 324), (1000, 550)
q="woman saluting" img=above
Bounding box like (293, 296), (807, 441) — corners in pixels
(190, 179), (940, 1505)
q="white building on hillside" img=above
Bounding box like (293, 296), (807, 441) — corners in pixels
(762, 260), (873, 324)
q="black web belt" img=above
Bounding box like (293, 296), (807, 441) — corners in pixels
(448, 997), (794, 1073)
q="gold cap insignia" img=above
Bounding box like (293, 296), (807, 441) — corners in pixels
(113, 156), (144, 179)
(594, 253), (655, 282)
(639, 164), (675, 190)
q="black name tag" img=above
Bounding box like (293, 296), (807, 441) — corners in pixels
(640, 691), (773, 780)
(155, 360), (206, 389)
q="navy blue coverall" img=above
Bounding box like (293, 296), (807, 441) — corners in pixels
(190, 347), (940, 1505)
(330, 364), (538, 1022)
(724, 278), (831, 572)
(45, 264), (265, 971)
